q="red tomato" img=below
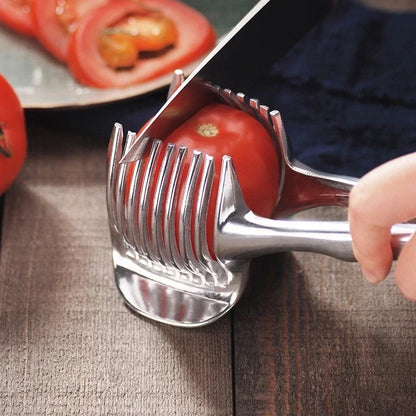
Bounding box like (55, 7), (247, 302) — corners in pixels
(0, 75), (27, 195)
(135, 103), (281, 257)
(31, 0), (109, 62)
(0, 0), (34, 37)
(67, 0), (216, 88)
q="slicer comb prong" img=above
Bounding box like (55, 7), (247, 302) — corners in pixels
(114, 131), (136, 244)
(137, 139), (162, 260)
(126, 158), (144, 253)
(164, 145), (187, 269)
(151, 143), (176, 264)
(194, 154), (215, 268)
(107, 123), (124, 232)
(178, 150), (204, 273)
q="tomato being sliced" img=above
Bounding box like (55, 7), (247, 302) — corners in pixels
(31, 0), (110, 62)
(67, 0), (216, 88)
(133, 103), (281, 257)
(0, 0), (34, 37)
(0, 74), (27, 195)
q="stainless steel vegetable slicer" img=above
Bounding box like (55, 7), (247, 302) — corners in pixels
(106, 0), (416, 327)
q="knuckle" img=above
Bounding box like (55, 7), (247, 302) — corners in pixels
(348, 182), (371, 221)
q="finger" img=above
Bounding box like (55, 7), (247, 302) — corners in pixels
(395, 232), (416, 301)
(348, 152), (416, 283)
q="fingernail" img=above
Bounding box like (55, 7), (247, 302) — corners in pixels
(361, 267), (382, 284)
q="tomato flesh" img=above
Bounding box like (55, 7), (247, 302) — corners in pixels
(55, 0), (82, 34)
(134, 103), (281, 258)
(0, 75), (27, 195)
(67, 0), (216, 88)
(98, 11), (178, 69)
(0, 0), (34, 36)
(98, 31), (138, 68)
(32, 0), (109, 62)
(116, 12), (178, 51)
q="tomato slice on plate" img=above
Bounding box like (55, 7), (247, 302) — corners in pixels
(32, 0), (110, 62)
(67, 0), (217, 88)
(0, 74), (27, 195)
(134, 103), (281, 256)
(0, 0), (34, 37)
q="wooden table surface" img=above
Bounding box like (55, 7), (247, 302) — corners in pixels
(1, 99), (416, 416)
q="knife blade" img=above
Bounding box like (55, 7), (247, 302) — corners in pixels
(120, 0), (332, 163)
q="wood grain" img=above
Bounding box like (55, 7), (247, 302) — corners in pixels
(0, 117), (233, 416)
(1, 119), (416, 415)
(233, 208), (416, 415)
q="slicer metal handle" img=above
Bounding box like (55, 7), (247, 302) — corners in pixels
(215, 155), (415, 262)
(218, 212), (416, 262)
(219, 211), (416, 261)
(274, 158), (358, 217)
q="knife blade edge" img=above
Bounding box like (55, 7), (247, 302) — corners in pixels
(119, 0), (270, 163)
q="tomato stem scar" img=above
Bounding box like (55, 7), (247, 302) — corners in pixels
(195, 123), (218, 137)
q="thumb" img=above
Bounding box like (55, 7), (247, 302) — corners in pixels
(394, 232), (416, 301)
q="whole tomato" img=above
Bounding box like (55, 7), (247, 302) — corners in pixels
(136, 102), (281, 257)
(0, 74), (27, 195)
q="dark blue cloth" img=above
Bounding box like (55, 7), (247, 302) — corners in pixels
(250, 0), (416, 177)
(40, 0), (416, 178)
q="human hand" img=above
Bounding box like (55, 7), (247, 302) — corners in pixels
(348, 152), (416, 300)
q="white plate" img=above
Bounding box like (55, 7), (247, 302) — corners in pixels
(0, 1), (258, 109)
(0, 23), (205, 109)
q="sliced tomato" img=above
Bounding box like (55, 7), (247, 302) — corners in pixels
(67, 0), (216, 88)
(0, 74), (27, 195)
(0, 0), (34, 37)
(31, 0), (110, 62)
(133, 103), (281, 257)
(115, 12), (179, 52)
